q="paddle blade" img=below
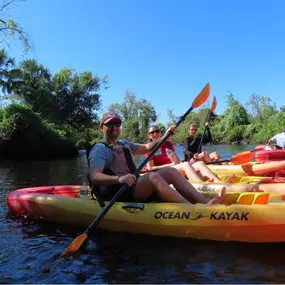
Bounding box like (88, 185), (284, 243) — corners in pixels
(235, 151), (251, 156)
(60, 233), (87, 258)
(191, 83), (210, 109)
(229, 152), (255, 165)
(210, 95), (217, 112)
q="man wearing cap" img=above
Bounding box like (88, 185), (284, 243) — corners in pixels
(87, 111), (225, 205)
(267, 128), (285, 149)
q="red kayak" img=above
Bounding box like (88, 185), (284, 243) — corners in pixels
(255, 145), (285, 163)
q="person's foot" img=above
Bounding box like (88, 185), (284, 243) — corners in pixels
(206, 187), (226, 205)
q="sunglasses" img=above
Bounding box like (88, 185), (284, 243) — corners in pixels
(149, 129), (160, 135)
(190, 128), (197, 131)
(103, 122), (122, 128)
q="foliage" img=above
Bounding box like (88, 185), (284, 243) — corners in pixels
(52, 68), (101, 130)
(13, 59), (58, 121)
(109, 90), (157, 142)
(0, 48), (22, 95)
(246, 93), (277, 124)
(0, 103), (77, 159)
(75, 125), (102, 149)
(0, 0), (31, 52)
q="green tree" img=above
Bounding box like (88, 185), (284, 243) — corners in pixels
(0, 0), (31, 52)
(109, 90), (157, 142)
(0, 103), (77, 159)
(246, 93), (277, 124)
(224, 94), (250, 127)
(14, 59), (57, 121)
(52, 68), (102, 130)
(0, 49), (22, 96)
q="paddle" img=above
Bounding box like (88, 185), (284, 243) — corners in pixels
(197, 95), (217, 153)
(206, 151), (255, 165)
(59, 82), (211, 258)
(235, 150), (258, 156)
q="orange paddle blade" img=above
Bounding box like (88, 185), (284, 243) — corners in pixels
(210, 95), (217, 112)
(229, 152), (255, 165)
(191, 83), (210, 109)
(235, 150), (253, 156)
(60, 233), (87, 258)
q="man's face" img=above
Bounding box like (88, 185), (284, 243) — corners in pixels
(101, 119), (122, 140)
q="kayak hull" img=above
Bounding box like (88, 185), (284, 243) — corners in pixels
(255, 149), (285, 163)
(191, 180), (285, 194)
(208, 161), (285, 177)
(6, 185), (285, 243)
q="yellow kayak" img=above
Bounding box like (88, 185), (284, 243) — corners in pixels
(208, 160), (285, 176)
(6, 185), (285, 243)
(189, 175), (285, 194)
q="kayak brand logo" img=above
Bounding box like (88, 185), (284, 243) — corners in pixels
(154, 211), (249, 221)
(196, 186), (216, 193)
(154, 211), (207, 220)
(210, 211), (249, 221)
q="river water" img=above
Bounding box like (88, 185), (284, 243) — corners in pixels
(1, 144), (285, 284)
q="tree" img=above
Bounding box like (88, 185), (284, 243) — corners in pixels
(0, 0), (31, 52)
(246, 93), (277, 124)
(52, 68), (102, 130)
(0, 48), (22, 96)
(13, 59), (58, 121)
(166, 109), (178, 125)
(224, 94), (250, 127)
(109, 90), (157, 142)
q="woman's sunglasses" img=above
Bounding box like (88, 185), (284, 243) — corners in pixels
(190, 128), (197, 131)
(104, 122), (122, 128)
(149, 129), (160, 135)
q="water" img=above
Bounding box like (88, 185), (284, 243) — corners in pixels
(2, 144), (285, 283)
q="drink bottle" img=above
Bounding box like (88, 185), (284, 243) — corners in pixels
(80, 183), (89, 200)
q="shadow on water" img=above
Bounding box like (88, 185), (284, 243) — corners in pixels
(3, 144), (285, 283)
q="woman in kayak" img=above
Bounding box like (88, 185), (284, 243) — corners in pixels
(145, 125), (222, 182)
(183, 123), (222, 163)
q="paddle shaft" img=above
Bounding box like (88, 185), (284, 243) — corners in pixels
(84, 106), (195, 237)
(197, 96), (216, 153)
(197, 112), (212, 153)
(206, 159), (230, 165)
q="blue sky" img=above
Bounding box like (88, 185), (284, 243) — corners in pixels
(6, 0), (285, 124)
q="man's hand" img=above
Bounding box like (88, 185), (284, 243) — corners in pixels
(205, 122), (210, 127)
(118, 174), (137, 187)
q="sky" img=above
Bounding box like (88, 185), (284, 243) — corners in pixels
(4, 0), (285, 124)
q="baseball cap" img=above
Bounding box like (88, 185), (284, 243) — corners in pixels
(100, 111), (121, 126)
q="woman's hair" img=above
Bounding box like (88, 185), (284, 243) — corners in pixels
(146, 125), (160, 142)
(189, 124), (197, 130)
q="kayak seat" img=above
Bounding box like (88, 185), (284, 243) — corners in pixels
(237, 193), (269, 205)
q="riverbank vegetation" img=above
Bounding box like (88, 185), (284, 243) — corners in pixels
(1, 46), (285, 160)
(1, 45), (285, 160)
(1, 0), (285, 160)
